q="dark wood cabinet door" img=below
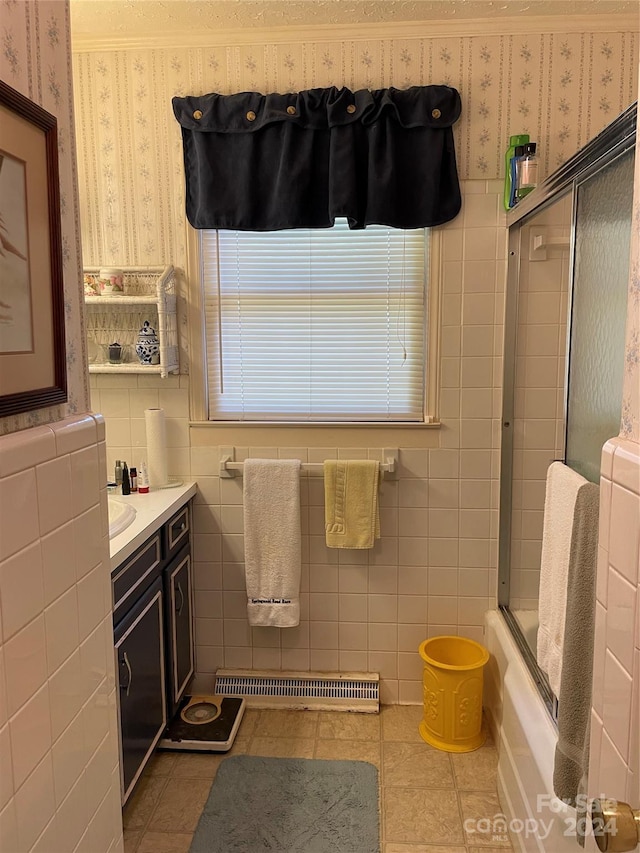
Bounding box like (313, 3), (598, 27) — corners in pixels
(165, 547), (194, 716)
(115, 577), (166, 803)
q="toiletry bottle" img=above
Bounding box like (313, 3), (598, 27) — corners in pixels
(138, 462), (149, 494)
(115, 460), (123, 490)
(509, 145), (525, 208)
(503, 133), (530, 211)
(121, 462), (131, 496)
(130, 466), (138, 492)
(516, 142), (539, 201)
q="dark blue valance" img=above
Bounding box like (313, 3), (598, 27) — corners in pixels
(173, 85), (462, 231)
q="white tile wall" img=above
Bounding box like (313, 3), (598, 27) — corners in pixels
(587, 438), (640, 821)
(0, 415), (123, 853)
(92, 181), (506, 704)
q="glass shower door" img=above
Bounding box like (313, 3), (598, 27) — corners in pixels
(565, 148), (634, 483)
(500, 143), (634, 679)
(506, 193), (572, 658)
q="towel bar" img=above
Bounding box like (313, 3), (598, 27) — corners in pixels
(219, 455), (396, 478)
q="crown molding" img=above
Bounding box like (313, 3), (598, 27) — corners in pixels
(71, 13), (639, 52)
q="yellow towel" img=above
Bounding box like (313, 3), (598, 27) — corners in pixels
(324, 460), (381, 549)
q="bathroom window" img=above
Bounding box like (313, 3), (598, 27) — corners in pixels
(198, 220), (431, 423)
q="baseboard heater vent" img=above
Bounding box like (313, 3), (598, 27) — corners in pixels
(214, 669), (379, 713)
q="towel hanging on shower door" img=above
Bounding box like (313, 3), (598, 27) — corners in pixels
(537, 462), (587, 694)
(553, 480), (599, 812)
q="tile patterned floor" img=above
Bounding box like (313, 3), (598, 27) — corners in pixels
(123, 706), (514, 853)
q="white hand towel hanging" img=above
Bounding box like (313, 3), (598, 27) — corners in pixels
(243, 459), (301, 628)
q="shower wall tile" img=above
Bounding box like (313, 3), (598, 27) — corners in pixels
(10, 685), (52, 791)
(602, 650), (633, 758)
(606, 568), (637, 675)
(597, 731), (630, 802)
(588, 437), (640, 811)
(13, 754), (55, 852)
(0, 427), (56, 480)
(608, 484), (640, 585)
(0, 415), (121, 853)
(0, 471), (40, 562)
(0, 544), (45, 643)
(611, 440), (640, 495)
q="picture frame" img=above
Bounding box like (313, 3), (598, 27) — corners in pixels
(0, 80), (66, 417)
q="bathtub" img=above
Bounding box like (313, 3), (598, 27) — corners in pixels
(484, 610), (578, 853)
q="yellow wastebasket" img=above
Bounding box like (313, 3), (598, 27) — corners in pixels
(418, 636), (490, 753)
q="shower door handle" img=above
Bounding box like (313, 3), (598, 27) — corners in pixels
(591, 798), (640, 852)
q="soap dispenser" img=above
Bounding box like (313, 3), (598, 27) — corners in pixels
(515, 142), (539, 201)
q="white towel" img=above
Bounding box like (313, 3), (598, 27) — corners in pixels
(537, 461), (590, 696)
(243, 459), (301, 628)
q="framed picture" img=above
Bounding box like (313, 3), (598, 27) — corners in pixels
(0, 80), (66, 417)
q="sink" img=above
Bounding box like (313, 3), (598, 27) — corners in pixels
(108, 496), (136, 539)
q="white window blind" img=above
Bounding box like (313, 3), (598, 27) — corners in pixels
(201, 219), (427, 422)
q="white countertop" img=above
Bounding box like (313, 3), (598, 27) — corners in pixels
(109, 481), (197, 572)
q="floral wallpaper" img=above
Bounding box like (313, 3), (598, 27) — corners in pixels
(0, 0), (89, 435)
(621, 67), (640, 443)
(72, 27), (638, 269)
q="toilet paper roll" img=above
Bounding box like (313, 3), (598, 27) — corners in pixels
(145, 407), (169, 487)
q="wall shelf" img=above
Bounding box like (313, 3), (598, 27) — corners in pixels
(88, 363), (166, 374)
(84, 265), (179, 378)
(85, 295), (161, 306)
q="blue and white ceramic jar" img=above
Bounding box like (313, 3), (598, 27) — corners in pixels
(135, 321), (160, 365)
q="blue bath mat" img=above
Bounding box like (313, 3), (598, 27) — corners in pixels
(189, 755), (380, 852)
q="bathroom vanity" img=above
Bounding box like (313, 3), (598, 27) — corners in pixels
(109, 482), (197, 804)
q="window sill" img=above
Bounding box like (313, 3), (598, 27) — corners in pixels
(188, 419), (443, 450)
(189, 420), (442, 429)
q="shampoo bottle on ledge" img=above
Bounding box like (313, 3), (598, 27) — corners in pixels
(509, 145), (526, 208)
(504, 133), (530, 210)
